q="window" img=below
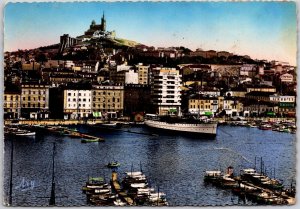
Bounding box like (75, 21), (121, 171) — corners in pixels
(68, 93), (71, 96)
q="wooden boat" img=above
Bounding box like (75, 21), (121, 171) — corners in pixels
(107, 161), (120, 168)
(203, 170), (222, 182)
(81, 138), (103, 143)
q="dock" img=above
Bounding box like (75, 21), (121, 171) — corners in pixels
(18, 125), (105, 142)
(111, 172), (134, 205)
(204, 168), (295, 205)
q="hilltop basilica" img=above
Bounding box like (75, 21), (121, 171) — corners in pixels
(59, 13), (116, 52)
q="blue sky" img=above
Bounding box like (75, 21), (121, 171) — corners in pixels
(4, 2), (297, 65)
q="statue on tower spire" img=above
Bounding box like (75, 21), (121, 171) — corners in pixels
(101, 11), (106, 31)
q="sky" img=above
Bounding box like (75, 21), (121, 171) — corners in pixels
(4, 1), (297, 65)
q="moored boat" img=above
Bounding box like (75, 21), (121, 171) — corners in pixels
(81, 138), (103, 143)
(144, 114), (217, 136)
(107, 161), (120, 168)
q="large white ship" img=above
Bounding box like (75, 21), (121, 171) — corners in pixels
(144, 114), (218, 136)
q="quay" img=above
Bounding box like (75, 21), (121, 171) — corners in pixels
(111, 172), (134, 205)
(4, 117), (295, 126)
(204, 168), (296, 205)
(4, 119), (105, 126)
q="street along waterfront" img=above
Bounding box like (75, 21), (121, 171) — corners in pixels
(3, 125), (296, 206)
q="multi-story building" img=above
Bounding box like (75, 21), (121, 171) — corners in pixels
(125, 69), (138, 84)
(124, 84), (151, 116)
(243, 103), (278, 117)
(280, 73), (293, 83)
(21, 82), (50, 119)
(63, 88), (92, 119)
(4, 86), (21, 119)
(245, 91), (274, 102)
(136, 63), (150, 85)
(188, 95), (218, 116)
(151, 68), (182, 115)
(92, 85), (124, 119)
(222, 97), (244, 117)
(269, 95), (295, 104)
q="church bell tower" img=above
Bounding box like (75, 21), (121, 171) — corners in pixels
(101, 12), (106, 31)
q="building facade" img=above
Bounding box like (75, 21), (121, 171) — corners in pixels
(63, 89), (92, 119)
(21, 83), (50, 119)
(188, 96), (218, 116)
(92, 85), (124, 119)
(136, 63), (150, 85)
(151, 68), (182, 115)
(4, 91), (21, 119)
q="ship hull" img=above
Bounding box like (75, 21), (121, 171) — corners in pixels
(144, 120), (217, 136)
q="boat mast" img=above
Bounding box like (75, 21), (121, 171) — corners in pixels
(140, 161), (143, 173)
(9, 137), (14, 206)
(49, 142), (56, 206)
(157, 185), (160, 206)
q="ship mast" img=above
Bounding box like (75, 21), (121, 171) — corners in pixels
(9, 137), (14, 206)
(49, 143), (56, 206)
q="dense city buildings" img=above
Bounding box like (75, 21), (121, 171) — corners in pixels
(3, 14), (297, 120)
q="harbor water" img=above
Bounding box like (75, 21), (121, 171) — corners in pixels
(3, 125), (296, 206)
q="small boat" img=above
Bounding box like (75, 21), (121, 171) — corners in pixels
(81, 138), (103, 143)
(204, 170), (222, 182)
(107, 161), (120, 168)
(100, 122), (118, 128)
(114, 198), (126, 206)
(15, 130), (36, 137)
(259, 124), (272, 130)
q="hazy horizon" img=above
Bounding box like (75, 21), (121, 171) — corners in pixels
(4, 2), (297, 65)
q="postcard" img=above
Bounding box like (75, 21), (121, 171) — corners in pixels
(3, 1), (297, 206)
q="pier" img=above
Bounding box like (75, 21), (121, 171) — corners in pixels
(111, 172), (134, 205)
(204, 168), (295, 205)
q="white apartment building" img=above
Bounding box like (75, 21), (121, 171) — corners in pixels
(63, 89), (92, 119)
(151, 68), (182, 115)
(269, 95), (295, 103)
(125, 69), (139, 84)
